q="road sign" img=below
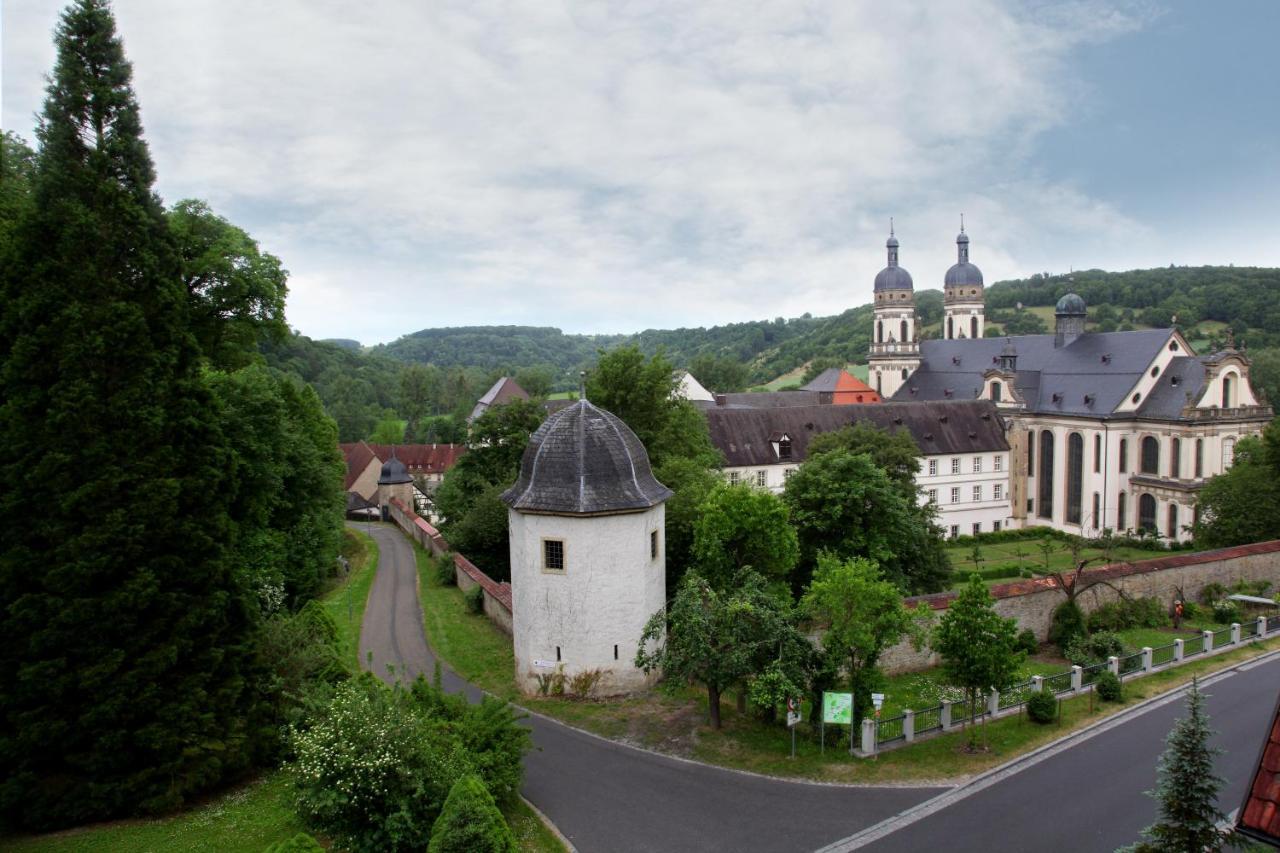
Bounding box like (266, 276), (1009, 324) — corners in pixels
(822, 692), (853, 725)
(787, 711), (801, 728)
(532, 659), (556, 669)
(871, 692), (885, 709)
(787, 697), (798, 713)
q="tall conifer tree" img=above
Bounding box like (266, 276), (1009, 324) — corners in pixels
(0, 0), (255, 827)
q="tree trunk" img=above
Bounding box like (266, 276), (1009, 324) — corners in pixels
(708, 684), (722, 729)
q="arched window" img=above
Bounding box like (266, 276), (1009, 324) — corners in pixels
(1119, 438), (1128, 473)
(901, 319), (908, 342)
(1092, 492), (1101, 528)
(1223, 437), (1236, 469)
(1093, 434), (1101, 473)
(875, 371), (882, 394)
(947, 316), (954, 339)
(1222, 373), (1235, 408)
(1118, 492), (1127, 530)
(1027, 429), (1035, 476)
(970, 316), (979, 339)
(1171, 437), (1181, 478)
(1038, 430), (1055, 519)
(1066, 433), (1084, 525)
(901, 368), (909, 379)
(1139, 493), (1157, 532)
(1194, 438), (1203, 477)
(1167, 504), (1179, 539)
(1140, 436), (1159, 475)
(877, 320), (883, 343)
(991, 381), (1002, 402)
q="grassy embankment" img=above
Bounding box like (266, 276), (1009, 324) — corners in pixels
(4, 526), (560, 853)
(944, 536), (1171, 590)
(412, 534), (1280, 784)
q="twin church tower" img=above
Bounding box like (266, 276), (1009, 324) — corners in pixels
(867, 221), (986, 398)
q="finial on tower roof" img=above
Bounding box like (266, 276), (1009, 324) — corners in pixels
(889, 216), (894, 237)
(960, 213), (965, 234)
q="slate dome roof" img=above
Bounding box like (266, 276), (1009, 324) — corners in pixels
(874, 266), (915, 291)
(501, 399), (672, 515)
(377, 455), (413, 485)
(1056, 292), (1087, 315)
(944, 262), (984, 287)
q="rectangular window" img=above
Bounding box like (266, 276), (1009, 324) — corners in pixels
(1094, 434), (1102, 473)
(950, 487), (960, 504)
(1092, 492), (1101, 526)
(972, 485), (982, 502)
(951, 458), (961, 475)
(543, 539), (565, 572)
(650, 530), (659, 560)
(973, 523), (982, 536)
(756, 470), (768, 488)
(928, 459), (938, 476)
(784, 467), (795, 481)
(728, 471), (740, 485)
(973, 457), (982, 473)
(1027, 430), (1035, 476)
(993, 520), (1002, 532)
(993, 483), (1003, 500)
(1195, 439), (1203, 478)
(614, 644), (619, 661)
(928, 488), (938, 504)
(950, 525), (960, 539)
(994, 455), (1003, 472)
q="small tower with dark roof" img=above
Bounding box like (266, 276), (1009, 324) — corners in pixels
(943, 217), (986, 340)
(501, 385), (671, 696)
(376, 451), (414, 518)
(1054, 292), (1087, 348)
(867, 220), (921, 398)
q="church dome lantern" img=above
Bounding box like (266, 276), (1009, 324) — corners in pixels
(873, 221), (915, 294)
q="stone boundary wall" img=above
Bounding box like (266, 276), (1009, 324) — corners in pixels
(880, 539), (1280, 674)
(387, 497), (513, 636)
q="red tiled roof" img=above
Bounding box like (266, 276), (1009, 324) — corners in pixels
(1239, 690), (1280, 846)
(364, 443), (466, 475)
(339, 441), (378, 490)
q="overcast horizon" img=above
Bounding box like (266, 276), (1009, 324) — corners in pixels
(5, 1), (1279, 345)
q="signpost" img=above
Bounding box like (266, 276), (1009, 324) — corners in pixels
(786, 698), (800, 758)
(532, 659), (556, 669)
(822, 692), (853, 756)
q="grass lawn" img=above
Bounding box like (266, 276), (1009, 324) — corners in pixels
(320, 525), (379, 669)
(411, 531), (1280, 784)
(946, 536), (1162, 586)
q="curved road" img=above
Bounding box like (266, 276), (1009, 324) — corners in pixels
(355, 523), (943, 852)
(356, 522), (1280, 852)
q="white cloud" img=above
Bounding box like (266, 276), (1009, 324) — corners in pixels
(4, 0), (1160, 343)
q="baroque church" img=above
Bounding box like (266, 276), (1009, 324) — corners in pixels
(868, 225), (1273, 541)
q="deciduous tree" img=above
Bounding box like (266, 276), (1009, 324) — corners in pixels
(691, 483), (799, 590)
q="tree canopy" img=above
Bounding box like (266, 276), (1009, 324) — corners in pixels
(691, 483), (799, 591)
(1192, 419), (1280, 548)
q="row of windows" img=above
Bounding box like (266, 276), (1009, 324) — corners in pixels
(928, 483), (1004, 504)
(727, 469), (793, 487)
(540, 531), (661, 573)
(926, 455), (1004, 476)
(948, 520), (1002, 538)
(1029, 430), (1225, 482)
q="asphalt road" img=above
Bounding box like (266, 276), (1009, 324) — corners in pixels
(847, 654), (1280, 853)
(356, 523), (944, 853)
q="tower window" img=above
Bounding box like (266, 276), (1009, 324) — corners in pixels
(543, 539), (565, 573)
(650, 530), (659, 560)
(614, 644), (619, 661)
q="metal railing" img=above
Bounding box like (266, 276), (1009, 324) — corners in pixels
(1212, 627), (1233, 648)
(1119, 652), (1145, 675)
(877, 714), (906, 745)
(998, 680), (1032, 711)
(1080, 661), (1108, 685)
(1151, 643), (1177, 666)
(1242, 621), (1260, 640)
(950, 697), (980, 726)
(1269, 615), (1280, 632)
(1044, 671), (1074, 694)
(914, 705), (944, 736)
(1183, 634), (1205, 657)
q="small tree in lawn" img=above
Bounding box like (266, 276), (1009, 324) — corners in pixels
(1124, 681), (1229, 853)
(635, 571), (791, 730)
(801, 554), (929, 730)
(933, 575), (1024, 751)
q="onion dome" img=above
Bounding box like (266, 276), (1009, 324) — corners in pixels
(944, 222), (983, 288)
(377, 454), (412, 485)
(1055, 292), (1087, 316)
(502, 398), (672, 515)
(874, 223), (914, 292)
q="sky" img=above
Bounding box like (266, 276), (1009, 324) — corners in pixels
(4, 1), (1279, 345)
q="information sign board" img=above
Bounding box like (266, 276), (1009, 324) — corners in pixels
(822, 692), (853, 725)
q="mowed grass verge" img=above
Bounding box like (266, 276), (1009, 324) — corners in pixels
(411, 533), (1280, 784)
(321, 525), (379, 668)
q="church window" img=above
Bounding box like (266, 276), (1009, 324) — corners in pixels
(951, 457), (961, 474)
(650, 530), (659, 560)
(1195, 439), (1203, 477)
(901, 368), (909, 379)
(1222, 374), (1235, 407)
(1167, 504), (1179, 538)
(1141, 436), (1159, 475)
(992, 381), (1002, 402)
(950, 487), (960, 503)
(1171, 438), (1181, 478)
(994, 455), (1003, 472)
(994, 483), (1003, 500)
(1066, 432), (1084, 525)
(1092, 492), (1100, 527)
(1118, 493), (1127, 530)
(973, 457), (982, 473)
(901, 320), (909, 342)
(1119, 438), (1128, 473)
(1223, 437), (1236, 469)
(971, 316), (979, 339)
(1038, 430), (1055, 519)
(928, 459), (937, 476)
(947, 317), (954, 339)
(1027, 431), (1035, 476)
(1139, 493), (1157, 532)
(877, 321), (883, 343)
(543, 539), (565, 573)
(1094, 434), (1101, 473)
(972, 485), (982, 502)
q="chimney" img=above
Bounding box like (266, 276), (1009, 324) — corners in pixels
(715, 393), (727, 407)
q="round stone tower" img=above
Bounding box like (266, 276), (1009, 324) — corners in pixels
(943, 220), (986, 340)
(376, 453), (414, 518)
(501, 393), (671, 696)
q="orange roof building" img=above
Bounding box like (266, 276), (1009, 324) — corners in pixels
(801, 367), (881, 404)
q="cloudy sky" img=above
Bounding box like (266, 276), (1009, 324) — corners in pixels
(4, 1), (1279, 344)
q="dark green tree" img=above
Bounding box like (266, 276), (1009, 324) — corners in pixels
(807, 421), (922, 501)
(652, 456), (721, 594)
(1125, 682), (1228, 853)
(691, 482), (799, 590)
(1193, 421), (1280, 548)
(399, 363), (442, 437)
(688, 354), (749, 393)
(0, 0), (256, 826)
(0, 132), (36, 256)
(427, 775), (517, 853)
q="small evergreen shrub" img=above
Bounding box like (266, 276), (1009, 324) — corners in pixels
(1016, 628), (1039, 655)
(1211, 599), (1241, 625)
(1065, 631), (1127, 667)
(1049, 601), (1087, 653)
(465, 585), (485, 615)
(1027, 689), (1058, 724)
(264, 833), (325, 852)
(427, 775), (517, 853)
(434, 554), (457, 586)
(1095, 670), (1123, 702)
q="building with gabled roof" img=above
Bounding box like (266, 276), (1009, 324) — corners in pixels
(469, 376), (530, 423)
(801, 367), (881, 404)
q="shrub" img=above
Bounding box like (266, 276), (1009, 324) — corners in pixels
(1198, 582), (1227, 606)
(1049, 601), (1087, 653)
(465, 584), (485, 615)
(1027, 689), (1058, 724)
(568, 668), (605, 698)
(1095, 670), (1123, 702)
(1065, 631), (1127, 667)
(265, 834), (325, 852)
(1016, 628), (1039, 655)
(1211, 599), (1241, 625)
(434, 554), (457, 586)
(427, 775), (517, 853)
(1086, 597), (1167, 633)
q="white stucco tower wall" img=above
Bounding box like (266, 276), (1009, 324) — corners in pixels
(867, 225), (920, 399)
(502, 392), (672, 697)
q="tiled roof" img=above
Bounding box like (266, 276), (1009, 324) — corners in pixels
(340, 440), (378, 490)
(802, 368), (877, 395)
(470, 376), (530, 422)
(1239, 689), (1280, 846)
(361, 443), (467, 474)
(705, 400), (1009, 467)
(696, 390), (826, 409)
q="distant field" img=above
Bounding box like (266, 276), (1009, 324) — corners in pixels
(758, 362), (868, 391)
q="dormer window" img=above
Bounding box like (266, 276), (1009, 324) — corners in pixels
(777, 434), (792, 460)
